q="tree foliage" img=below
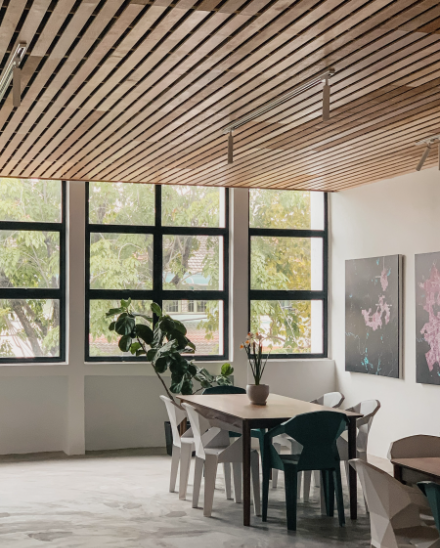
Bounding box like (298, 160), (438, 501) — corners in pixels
(0, 178), (61, 358)
(249, 189), (314, 354)
(0, 179), (316, 359)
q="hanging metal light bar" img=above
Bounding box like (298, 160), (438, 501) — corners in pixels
(0, 42), (27, 107)
(415, 134), (440, 171)
(221, 68), (335, 163)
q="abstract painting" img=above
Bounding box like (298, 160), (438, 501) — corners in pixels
(345, 255), (402, 377)
(416, 252), (440, 385)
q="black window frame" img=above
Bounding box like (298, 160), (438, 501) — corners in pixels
(0, 180), (67, 364)
(85, 183), (229, 362)
(248, 191), (328, 359)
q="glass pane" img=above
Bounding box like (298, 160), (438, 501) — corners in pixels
(163, 235), (222, 290)
(0, 178), (62, 223)
(0, 299), (60, 358)
(250, 300), (323, 354)
(89, 182), (155, 226)
(250, 236), (322, 291)
(0, 231), (60, 288)
(89, 300), (152, 358)
(90, 233), (153, 290)
(164, 300), (223, 355)
(249, 189), (324, 230)
(162, 186), (225, 227)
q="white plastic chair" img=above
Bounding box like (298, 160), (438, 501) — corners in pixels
(160, 395), (195, 500)
(337, 400), (381, 487)
(182, 402), (261, 518)
(272, 392), (345, 497)
(350, 458), (440, 548)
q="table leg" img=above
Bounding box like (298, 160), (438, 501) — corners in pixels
(242, 420), (251, 526)
(348, 416), (357, 520)
(393, 464), (402, 482)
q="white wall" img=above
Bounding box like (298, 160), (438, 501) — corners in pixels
(330, 167), (440, 458)
(0, 184), (335, 456)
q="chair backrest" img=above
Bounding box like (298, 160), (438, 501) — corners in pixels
(390, 435), (440, 460)
(202, 385), (246, 395)
(160, 395), (186, 448)
(418, 482), (440, 532)
(181, 403), (211, 459)
(350, 459), (423, 545)
(282, 411), (348, 471)
(312, 391), (345, 408)
(349, 399), (381, 455)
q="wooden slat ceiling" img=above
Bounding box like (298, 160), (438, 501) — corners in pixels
(0, 0), (439, 192)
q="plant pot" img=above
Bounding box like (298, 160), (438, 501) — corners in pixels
(246, 384), (269, 405)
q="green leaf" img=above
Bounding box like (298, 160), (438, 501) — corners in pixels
(106, 307), (124, 317)
(136, 349), (146, 357)
(187, 363), (197, 377)
(133, 313), (153, 322)
(118, 335), (132, 352)
(151, 302), (162, 318)
(181, 379), (193, 395)
(147, 348), (158, 362)
(129, 342), (142, 355)
(135, 323), (154, 345)
(221, 363), (234, 377)
(154, 357), (168, 373)
(115, 314), (135, 336)
(173, 320), (187, 336)
(108, 321), (116, 331)
(121, 298), (131, 308)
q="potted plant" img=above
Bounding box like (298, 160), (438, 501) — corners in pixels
(106, 300), (234, 453)
(241, 332), (271, 405)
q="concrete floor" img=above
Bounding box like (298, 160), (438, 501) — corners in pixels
(0, 450), (373, 548)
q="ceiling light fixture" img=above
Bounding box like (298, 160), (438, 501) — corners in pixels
(221, 68), (335, 164)
(0, 42), (27, 108)
(415, 134), (440, 171)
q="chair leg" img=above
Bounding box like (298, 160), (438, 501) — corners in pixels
(170, 445), (180, 493)
(262, 440), (272, 522)
(223, 462), (232, 500)
(284, 463), (298, 531)
(232, 462), (242, 503)
(179, 443), (193, 500)
(303, 470), (312, 502)
(333, 467), (345, 527)
(251, 450), (261, 516)
(203, 455), (218, 517)
(314, 469), (320, 489)
(323, 470), (335, 517)
(272, 443), (281, 488)
(297, 470), (302, 499)
(192, 457), (204, 508)
(320, 473), (326, 515)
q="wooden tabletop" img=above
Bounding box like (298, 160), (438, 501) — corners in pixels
(391, 457), (440, 478)
(178, 393), (362, 421)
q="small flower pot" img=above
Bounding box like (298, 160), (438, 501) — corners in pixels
(246, 384), (269, 405)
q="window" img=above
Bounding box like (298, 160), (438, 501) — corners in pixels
(0, 178), (66, 362)
(86, 183), (228, 361)
(249, 189), (327, 357)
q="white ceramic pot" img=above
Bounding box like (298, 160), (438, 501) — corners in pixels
(246, 384), (269, 405)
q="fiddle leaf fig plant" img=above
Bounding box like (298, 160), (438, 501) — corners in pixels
(106, 300), (233, 403)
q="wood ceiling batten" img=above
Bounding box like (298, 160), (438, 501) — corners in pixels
(0, 0), (439, 190)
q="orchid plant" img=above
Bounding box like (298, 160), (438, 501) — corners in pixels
(240, 332), (271, 385)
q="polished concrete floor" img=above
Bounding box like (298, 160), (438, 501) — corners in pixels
(0, 450), (373, 547)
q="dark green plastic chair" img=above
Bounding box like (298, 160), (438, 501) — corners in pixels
(262, 411), (348, 531)
(202, 386), (265, 450)
(418, 482), (440, 531)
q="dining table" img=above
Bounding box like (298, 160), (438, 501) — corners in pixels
(178, 393), (363, 526)
(392, 457), (440, 486)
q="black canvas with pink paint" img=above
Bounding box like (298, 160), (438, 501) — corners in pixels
(416, 251), (440, 385)
(345, 255), (401, 377)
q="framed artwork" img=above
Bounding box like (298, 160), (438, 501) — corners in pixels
(345, 255), (402, 377)
(415, 251), (440, 385)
